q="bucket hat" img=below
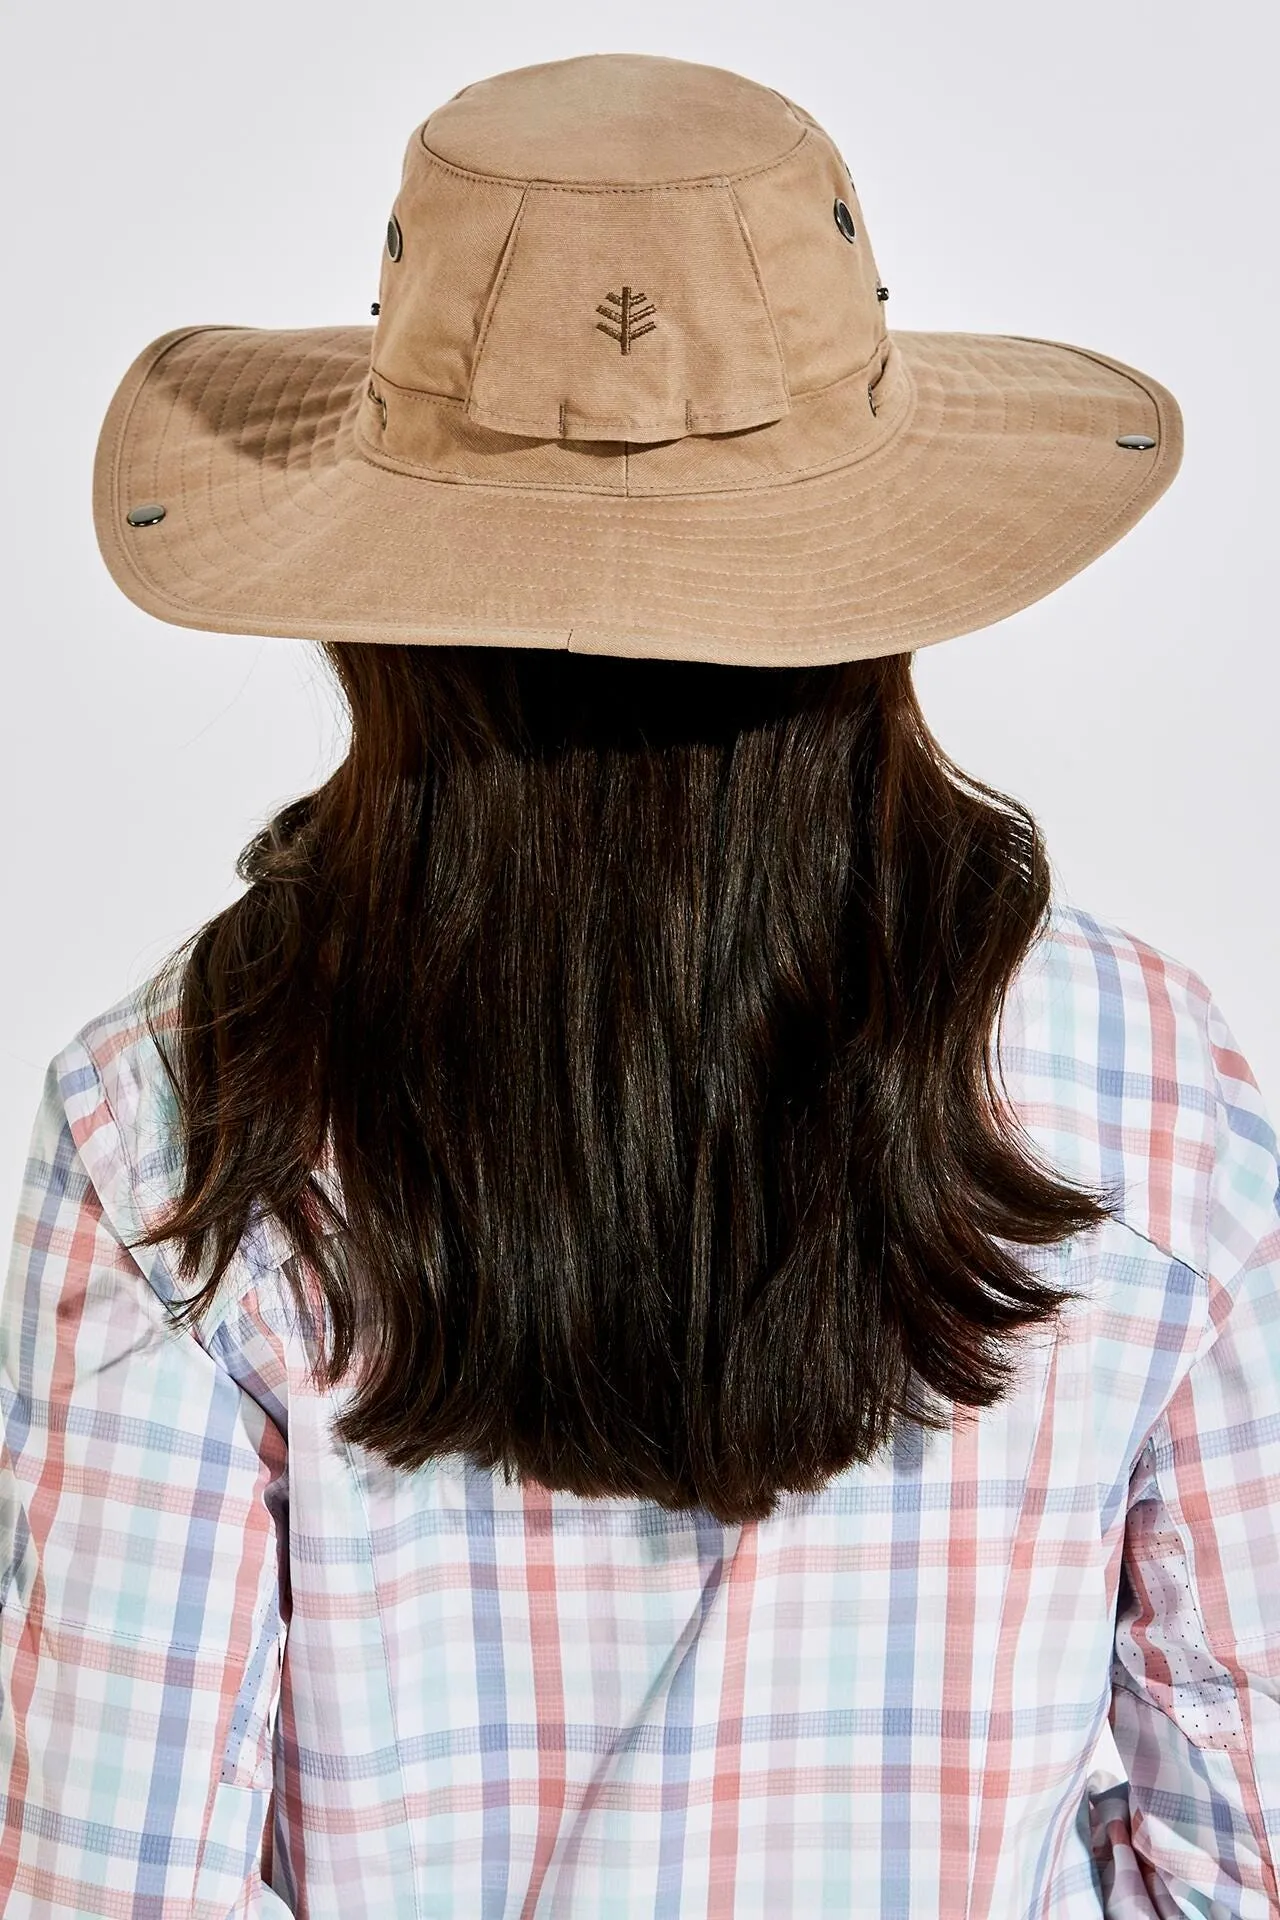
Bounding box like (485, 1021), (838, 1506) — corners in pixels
(92, 52), (1183, 668)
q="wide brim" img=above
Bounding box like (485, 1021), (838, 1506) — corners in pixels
(92, 322), (1182, 668)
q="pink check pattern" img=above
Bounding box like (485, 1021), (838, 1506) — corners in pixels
(2, 898), (1278, 1917)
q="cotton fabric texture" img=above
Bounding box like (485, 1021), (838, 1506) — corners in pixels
(2, 901), (1278, 1918)
(91, 53), (1183, 667)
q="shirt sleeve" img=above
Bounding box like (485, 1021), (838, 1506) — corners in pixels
(1090, 991), (1280, 1918)
(0, 1034), (293, 1918)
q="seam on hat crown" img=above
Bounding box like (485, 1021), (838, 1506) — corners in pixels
(417, 122), (813, 192)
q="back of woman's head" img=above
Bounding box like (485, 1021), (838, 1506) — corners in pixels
(131, 643), (1115, 1525)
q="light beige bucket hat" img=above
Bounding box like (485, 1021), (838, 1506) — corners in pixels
(92, 52), (1183, 668)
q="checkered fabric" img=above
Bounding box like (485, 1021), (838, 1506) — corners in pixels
(2, 900), (1277, 1917)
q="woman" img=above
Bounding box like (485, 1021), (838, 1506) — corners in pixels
(3, 51), (1276, 1920)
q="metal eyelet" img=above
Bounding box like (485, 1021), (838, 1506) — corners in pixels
(833, 198), (857, 243)
(1115, 433), (1156, 450)
(386, 214), (403, 262)
(125, 503), (166, 527)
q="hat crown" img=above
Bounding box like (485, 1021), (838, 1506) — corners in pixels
(367, 53), (889, 449)
(424, 53), (803, 183)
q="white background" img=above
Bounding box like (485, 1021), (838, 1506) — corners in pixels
(1, 0), (1275, 1793)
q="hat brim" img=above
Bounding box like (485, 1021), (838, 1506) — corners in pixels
(92, 321), (1181, 668)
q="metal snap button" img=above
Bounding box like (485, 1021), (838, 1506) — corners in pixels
(386, 214), (403, 262)
(125, 503), (166, 527)
(833, 198), (857, 243)
(1115, 433), (1157, 450)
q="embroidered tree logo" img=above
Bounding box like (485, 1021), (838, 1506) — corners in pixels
(596, 286), (658, 355)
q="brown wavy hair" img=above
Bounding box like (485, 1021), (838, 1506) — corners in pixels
(127, 643), (1117, 1525)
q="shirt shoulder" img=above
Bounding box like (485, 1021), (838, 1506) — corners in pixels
(1000, 897), (1277, 1291)
(50, 968), (294, 1325)
(54, 972), (182, 1240)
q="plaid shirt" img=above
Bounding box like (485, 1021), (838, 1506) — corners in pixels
(2, 899), (1277, 1918)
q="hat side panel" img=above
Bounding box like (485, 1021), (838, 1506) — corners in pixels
(373, 145), (524, 402)
(732, 127), (887, 397)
